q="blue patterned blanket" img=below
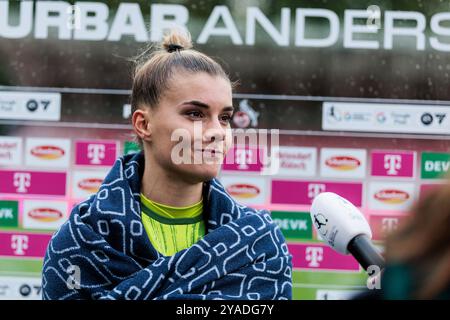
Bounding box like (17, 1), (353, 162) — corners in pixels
(42, 152), (292, 300)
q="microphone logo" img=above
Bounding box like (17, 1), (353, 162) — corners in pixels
(313, 213), (329, 237)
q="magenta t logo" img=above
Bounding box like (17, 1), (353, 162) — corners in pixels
(235, 149), (252, 170)
(307, 183), (326, 200)
(0, 232), (52, 258)
(222, 146), (264, 172)
(75, 141), (116, 166)
(305, 246), (324, 267)
(384, 154), (402, 175)
(272, 180), (363, 206)
(87, 144), (105, 164)
(0, 170), (66, 196)
(11, 234), (28, 255)
(370, 215), (406, 241)
(382, 217), (399, 233)
(371, 151), (415, 178)
(289, 243), (360, 271)
(13, 172), (31, 193)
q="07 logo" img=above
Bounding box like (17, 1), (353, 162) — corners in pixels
(26, 99), (51, 112)
(420, 113), (446, 126)
(19, 283), (41, 297)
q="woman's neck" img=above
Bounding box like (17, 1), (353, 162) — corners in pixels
(140, 157), (203, 207)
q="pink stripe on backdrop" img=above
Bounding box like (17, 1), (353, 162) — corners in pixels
(0, 231), (53, 259)
(288, 243), (360, 271)
(0, 170), (66, 196)
(222, 146), (264, 172)
(271, 180), (363, 206)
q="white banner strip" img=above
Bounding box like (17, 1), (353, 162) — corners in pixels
(323, 102), (450, 134)
(0, 91), (61, 121)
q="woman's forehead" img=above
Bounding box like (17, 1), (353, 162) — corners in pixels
(163, 72), (232, 107)
(170, 71), (231, 94)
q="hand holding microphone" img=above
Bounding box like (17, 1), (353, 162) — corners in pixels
(310, 192), (385, 272)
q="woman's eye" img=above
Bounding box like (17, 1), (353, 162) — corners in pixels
(186, 111), (203, 118)
(220, 115), (232, 123)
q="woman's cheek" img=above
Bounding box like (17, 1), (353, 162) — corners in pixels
(224, 128), (233, 153)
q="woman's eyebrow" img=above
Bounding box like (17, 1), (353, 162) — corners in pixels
(181, 100), (234, 112)
(223, 106), (235, 112)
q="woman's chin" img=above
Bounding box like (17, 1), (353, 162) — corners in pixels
(185, 163), (221, 182)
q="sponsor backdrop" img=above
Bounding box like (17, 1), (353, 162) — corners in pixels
(1, 0), (450, 300)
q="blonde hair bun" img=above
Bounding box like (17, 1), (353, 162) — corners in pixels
(161, 29), (193, 52)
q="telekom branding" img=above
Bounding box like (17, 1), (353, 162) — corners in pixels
(0, 170), (66, 196)
(371, 151), (415, 177)
(75, 141), (117, 166)
(0, 232), (52, 258)
(288, 243), (360, 271)
(271, 180), (363, 206)
(222, 146), (265, 172)
(369, 214), (406, 241)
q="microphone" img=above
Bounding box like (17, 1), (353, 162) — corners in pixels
(310, 192), (385, 272)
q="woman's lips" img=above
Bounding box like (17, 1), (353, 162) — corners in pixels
(195, 149), (224, 156)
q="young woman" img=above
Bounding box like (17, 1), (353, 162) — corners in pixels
(355, 181), (450, 300)
(380, 181), (450, 300)
(42, 30), (292, 300)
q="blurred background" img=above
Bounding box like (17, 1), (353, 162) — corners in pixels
(0, 0), (449, 300)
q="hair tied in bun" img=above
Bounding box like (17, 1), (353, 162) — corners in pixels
(167, 44), (183, 53)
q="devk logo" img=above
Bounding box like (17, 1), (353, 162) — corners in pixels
(11, 235), (29, 255)
(305, 246), (324, 268)
(87, 144), (105, 164)
(13, 172), (31, 193)
(384, 154), (402, 175)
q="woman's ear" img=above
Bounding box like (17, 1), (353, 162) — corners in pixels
(132, 108), (152, 142)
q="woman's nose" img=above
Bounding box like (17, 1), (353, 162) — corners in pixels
(203, 119), (226, 142)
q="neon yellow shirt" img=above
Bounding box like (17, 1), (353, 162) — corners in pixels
(140, 193), (205, 256)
